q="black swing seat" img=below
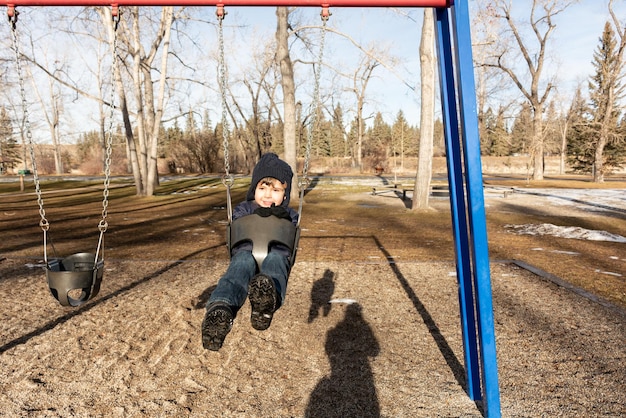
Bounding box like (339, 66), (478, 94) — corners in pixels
(227, 214), (300, 270)
(46, 252), (104, 307)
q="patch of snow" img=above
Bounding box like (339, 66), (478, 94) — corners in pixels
(24, 263), (46, 269)
(329, 298), (358, 304)
(515, 188), (626, 214)
(506, 223), (626, 243)
(594, 269), (623, 277)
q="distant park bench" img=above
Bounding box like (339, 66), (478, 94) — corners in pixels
(372, 183), (450, 199)
(372, 183), (521, 200)
(371, 184), (411, 199)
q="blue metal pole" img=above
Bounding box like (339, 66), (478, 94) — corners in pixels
(450, 1), (502, 416)
(433, 6), (481, 401)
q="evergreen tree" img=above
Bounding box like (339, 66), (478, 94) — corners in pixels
(366, 112), (392, 158)
(489, 106), (510, 157)
(346, 117), (359, 164)
(312, 111), (332, 157)
(567, 87), (595, 173)
(586, 21), (626, 179)
(390, 111), (409, 168)
(185, 110), (197, 139)
(481, 107), (496, 155)
(202, 109), (212, 132)
(433, 119), (445, 156)
(330, 103), (347, 157)
(543, 100), (563, 156)
(510, 103), (532, 155)
(0, 106), (19, 172)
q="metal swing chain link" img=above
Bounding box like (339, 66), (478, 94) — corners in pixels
(298, 10), (329, 221)
(217, 9), (230, 178)
(217, 8), (234, 222)
(99, 11), (120, 234)
(302, 14), (328, 182)
(10, 12), (49, 232)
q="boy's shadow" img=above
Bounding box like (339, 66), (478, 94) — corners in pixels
(193, 284), (217, 309)
(308, 269), (335, 323)
(305, 303), (381, 417)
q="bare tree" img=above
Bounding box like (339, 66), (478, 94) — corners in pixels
(27, 64), (63, 174)
(311, 24), (404, 172)
(276, 7), (299, 201)
(412, 9), (435, 210)
(307, 47), (383, 172)
(478, 0), (576, 180)
(351, 57), (379, 173)
(99, 6), (175, 196)
(553, 91), (575, 175)
(471, 2), (516, 154)
(226, 39), (280, 170)
(590, 0), (626, 182)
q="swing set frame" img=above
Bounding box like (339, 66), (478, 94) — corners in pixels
(4, 1), (501, 416)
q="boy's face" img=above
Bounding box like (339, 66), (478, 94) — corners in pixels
(254, 178), (286, 207)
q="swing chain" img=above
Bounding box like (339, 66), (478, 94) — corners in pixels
(217, 7), (235, 222)
(298, 11), (329, 218)
(10, 10), (49, 232)
(99, 9), (120, 233)
(217, 8), (230, 179)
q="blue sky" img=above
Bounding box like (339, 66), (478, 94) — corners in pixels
(221, 1), (625, 126)
(538, 0), (625, 92)
(4, 1), (625, 139)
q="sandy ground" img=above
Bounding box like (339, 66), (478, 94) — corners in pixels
(0, 255), (624, 417)
(0, 180), (625, 417)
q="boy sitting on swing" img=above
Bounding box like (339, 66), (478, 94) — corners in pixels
(202, 153), (299, 351)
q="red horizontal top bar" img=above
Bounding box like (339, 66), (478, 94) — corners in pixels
(5, 0), (451, 7)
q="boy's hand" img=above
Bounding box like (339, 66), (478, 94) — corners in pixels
(254, 204), (291, 221)
(270, 205), (291, 220)
(254, 206), (273, 217)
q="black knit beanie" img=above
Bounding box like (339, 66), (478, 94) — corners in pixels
(246, 153), (294, 206)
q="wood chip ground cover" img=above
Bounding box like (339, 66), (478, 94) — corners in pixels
(0, 176), (624, 417)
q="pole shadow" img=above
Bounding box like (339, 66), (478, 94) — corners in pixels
(371, 236), (469, 393)
(303, 175), (321, 197)
(193, 284), (217, 310)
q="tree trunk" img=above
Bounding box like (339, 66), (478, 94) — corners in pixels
(50, 123), (63, 174)
(594, 129), (607, 183)
(101, 7), (142, 193)
(413, 9), (435, 210)
(28, 66), (63, 175)
(130, 8), (149, 195)
(276, 6), (299, 202)
(147, 7), (174, 196)
(559, 119), (568, 176)
(531, 110), (544, 180)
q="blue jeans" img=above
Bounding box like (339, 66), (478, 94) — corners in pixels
(208, 250), (290, 311)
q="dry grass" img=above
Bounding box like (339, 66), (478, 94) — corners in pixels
(1, 174), (624, 308)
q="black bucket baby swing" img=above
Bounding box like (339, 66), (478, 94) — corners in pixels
(216, 5), (329, 270)
(9, 6), (120, 307)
